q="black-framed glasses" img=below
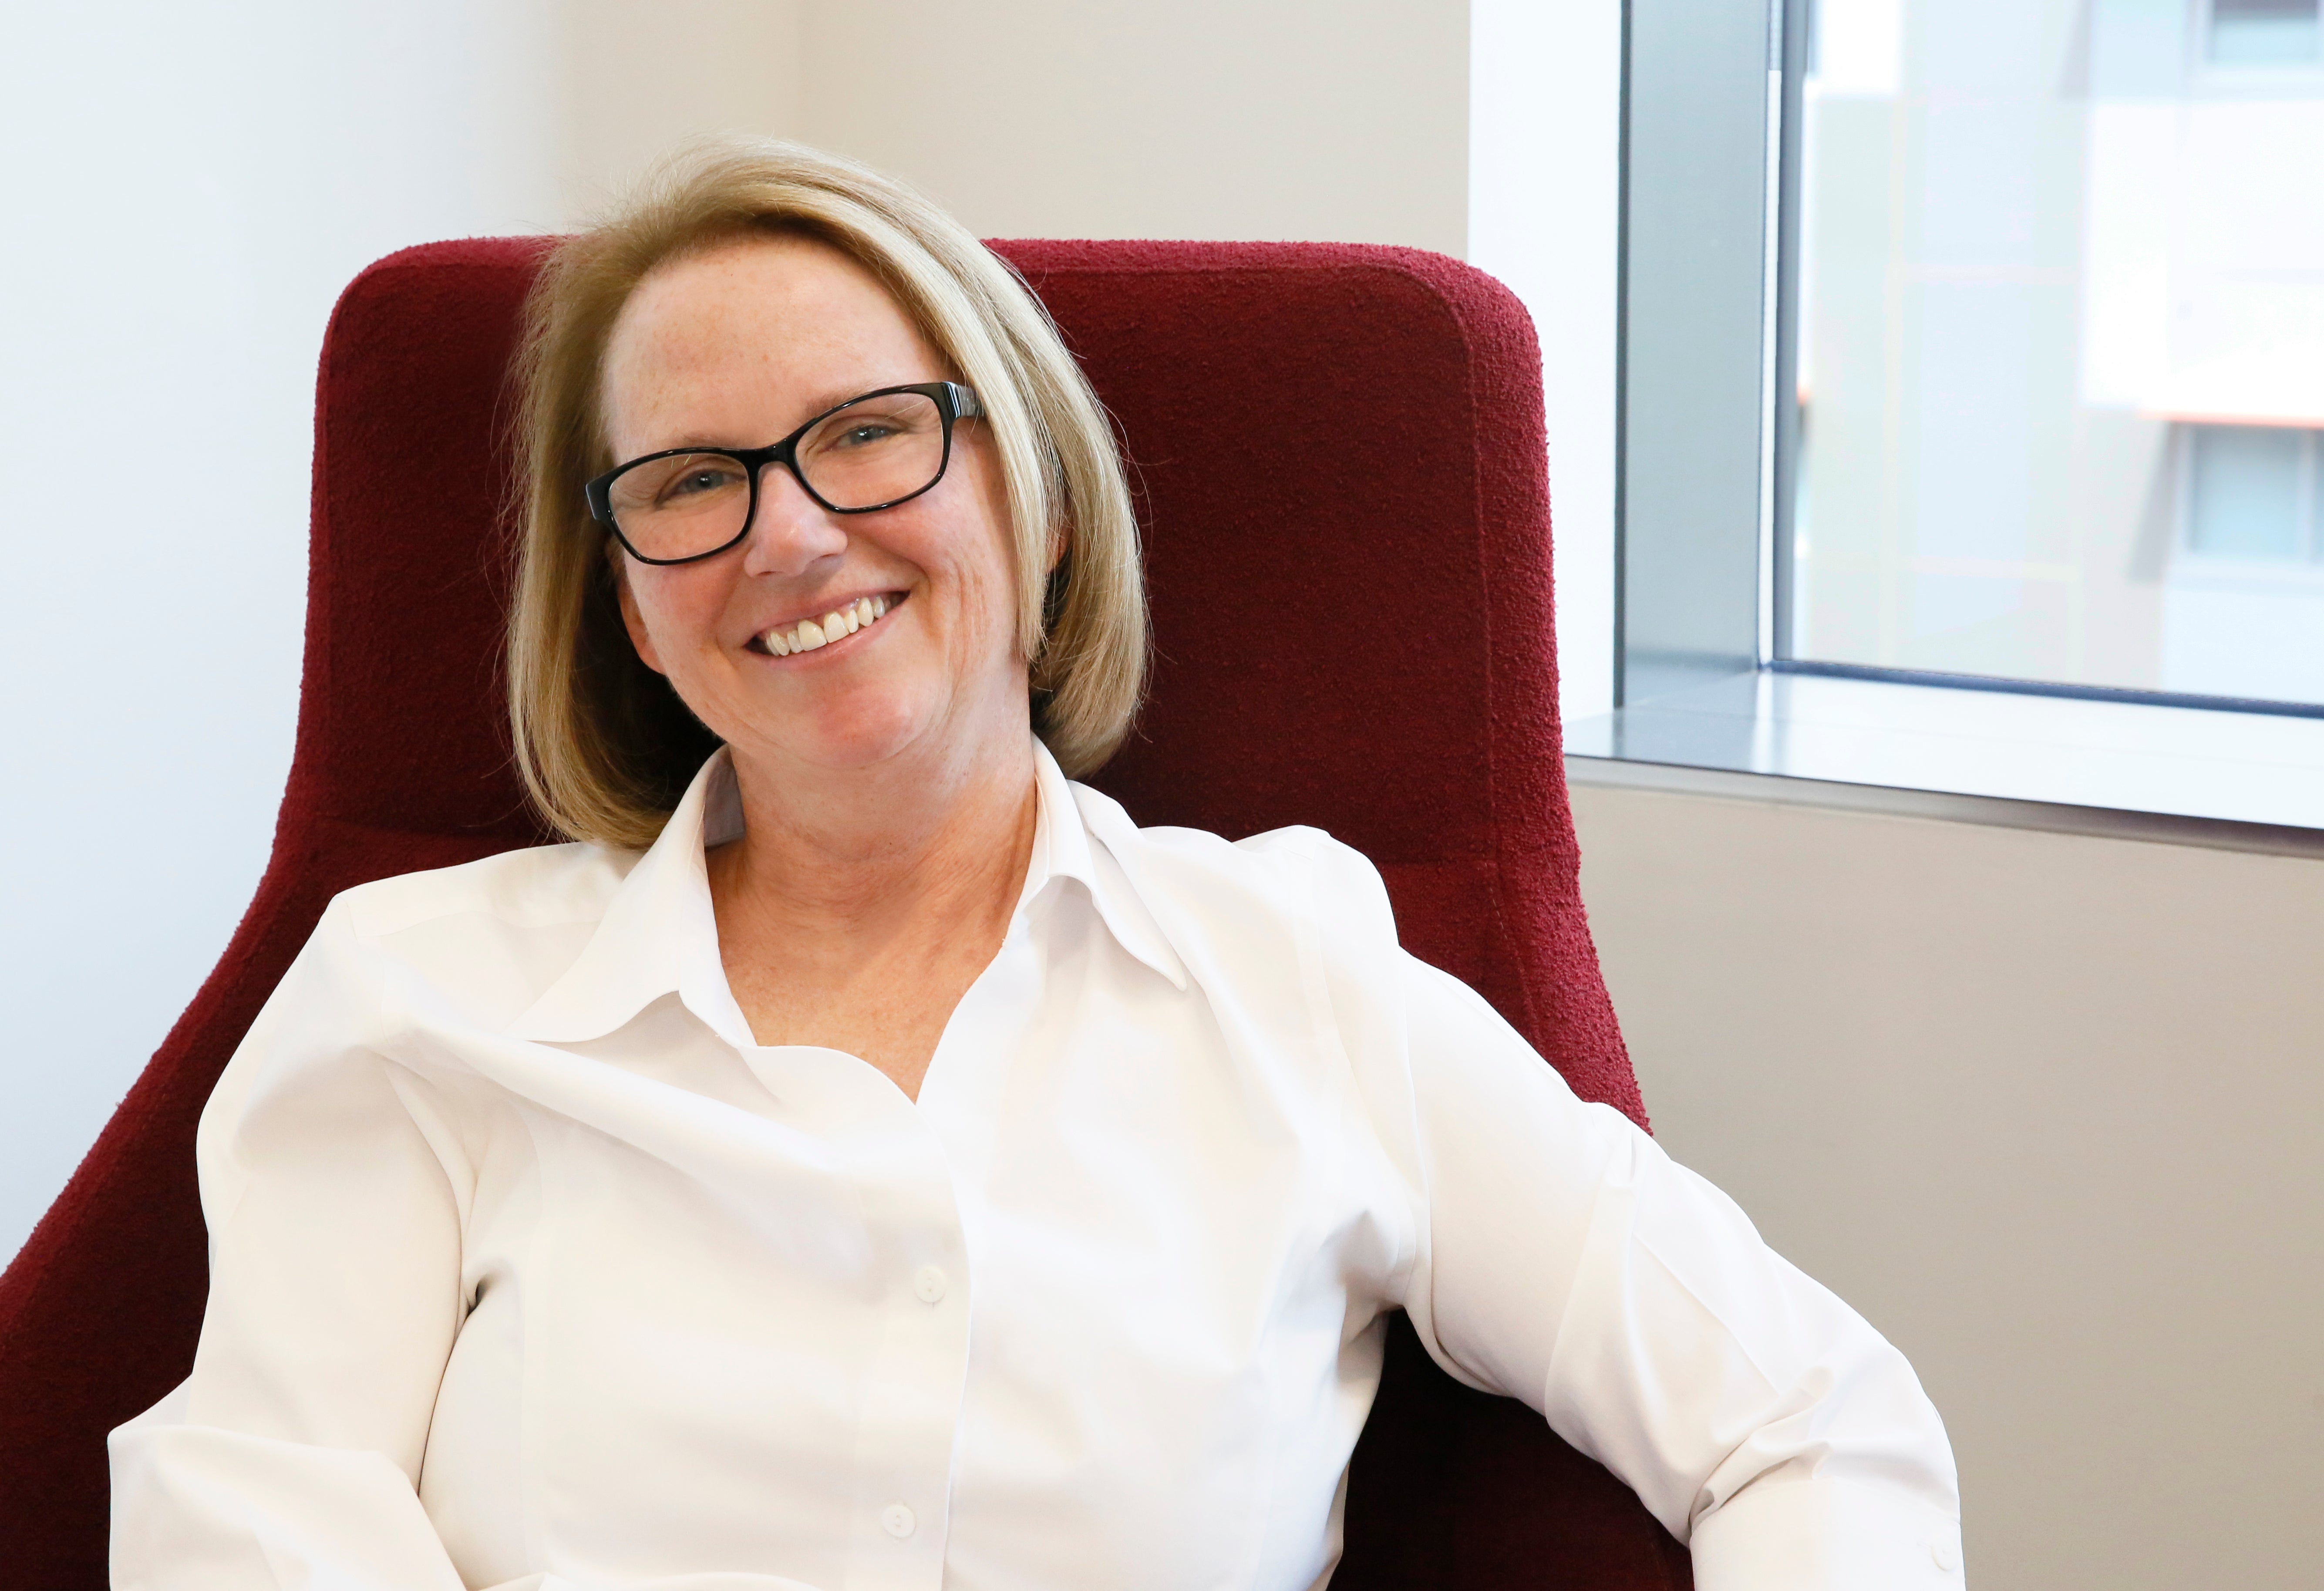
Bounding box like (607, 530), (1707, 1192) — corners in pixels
(584, 381), (982, 566)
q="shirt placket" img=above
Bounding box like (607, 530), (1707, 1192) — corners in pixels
(833, 1099), (976, 1591)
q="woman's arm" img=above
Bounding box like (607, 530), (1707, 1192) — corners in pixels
(110, 902), (474, 1591)
(1394, 950), (1964, 1588)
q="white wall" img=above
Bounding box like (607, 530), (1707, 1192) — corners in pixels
(1470, 0), (1622, 724)
(1572, 781), (2324, 1591)
(0, 0), (809, 1265)
(2, 0), (557, 1266)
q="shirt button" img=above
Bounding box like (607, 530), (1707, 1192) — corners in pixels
(1932, 1540), (1958, 1572)
(881, 1503), (916, 1539)
(913, 1265), (948, 1304)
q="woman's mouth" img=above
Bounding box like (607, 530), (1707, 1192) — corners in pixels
(748, 591), (906, 657)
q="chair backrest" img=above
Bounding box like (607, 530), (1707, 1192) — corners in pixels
(0, 237), (1683, 1590)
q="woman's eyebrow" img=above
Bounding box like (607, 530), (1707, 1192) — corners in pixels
(628, 379), (923, 455)
(795, 379), (916, 418)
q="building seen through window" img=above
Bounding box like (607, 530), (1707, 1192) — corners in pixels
(2209, 0), (2321, 65)
(1790, 0), (2324, 707)
(2186, 423), (2323, 558)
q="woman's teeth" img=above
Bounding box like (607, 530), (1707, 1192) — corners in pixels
(763, 594), (890, 657)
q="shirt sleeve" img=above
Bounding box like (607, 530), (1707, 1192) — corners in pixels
(109, 902), (475, 1591)
(1388, 949), (1965, 1589)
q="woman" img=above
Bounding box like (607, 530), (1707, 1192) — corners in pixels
(111, 140), (1962, 1590)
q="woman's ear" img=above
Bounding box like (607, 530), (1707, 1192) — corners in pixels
(611, 551), (668, 677)
(1038, 529), (1073, 639)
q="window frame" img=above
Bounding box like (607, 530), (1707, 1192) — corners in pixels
(1581, 0), (2324, 842)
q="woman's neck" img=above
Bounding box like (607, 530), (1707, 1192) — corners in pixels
(701, 702), (1042, 1095)
(713, 728), (1038, 934)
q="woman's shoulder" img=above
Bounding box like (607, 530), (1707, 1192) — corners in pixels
(1064, 786), (1423, 1162)
(202, 841), (644, 1151)
(287, 840), (642, 1038)
(1066, 782), (1400, 961)
(320, 838), (637, 946)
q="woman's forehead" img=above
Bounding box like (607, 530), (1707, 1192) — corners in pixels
(601, 234), (942, 443)
(617, 235), (921, 366)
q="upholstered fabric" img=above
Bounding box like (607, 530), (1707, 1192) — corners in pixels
(0, 236), (1685, 1590)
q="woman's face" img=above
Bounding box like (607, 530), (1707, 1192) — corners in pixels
(601, 233), (1026, 782)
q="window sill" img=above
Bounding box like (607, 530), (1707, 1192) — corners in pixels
(1562, 670), (2324, 860)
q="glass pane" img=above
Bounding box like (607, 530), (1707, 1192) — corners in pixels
(797, 391), (945, 509)
(1790, 0), (2324, 704)
(609, 453), (753, 560)
(2188, 425), (2301, 556)
(2210, 0), (2321, 66)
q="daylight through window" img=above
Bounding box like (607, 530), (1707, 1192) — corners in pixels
(1787, 0), (2324, 708)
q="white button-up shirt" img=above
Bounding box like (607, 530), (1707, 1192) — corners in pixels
(111, 741), (1963, 1591)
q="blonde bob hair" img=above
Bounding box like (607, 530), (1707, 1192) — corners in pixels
(508, 138), (1147, 850)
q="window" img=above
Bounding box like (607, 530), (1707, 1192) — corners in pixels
(1785, 0), (2324, 711)
(2185, 425), (2320, 559)
(2168, 424), (2324, 702)
(1580, 0), (2324, 838)
(2209, 0), (2322, 66)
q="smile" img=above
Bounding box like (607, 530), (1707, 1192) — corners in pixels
(750, 591), (904, 657)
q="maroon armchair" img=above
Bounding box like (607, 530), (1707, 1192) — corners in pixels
(0, 237), (1690, 1590)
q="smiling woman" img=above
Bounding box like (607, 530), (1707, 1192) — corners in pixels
(508, 142), (1147, 856)
(106, 138), (1964, 1591)
(592, 223), (1072, 1095)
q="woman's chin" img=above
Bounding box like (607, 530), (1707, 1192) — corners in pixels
(756, 690), (935, 774)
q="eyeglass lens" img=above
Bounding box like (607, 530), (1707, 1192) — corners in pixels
(606, 390), (948, 561)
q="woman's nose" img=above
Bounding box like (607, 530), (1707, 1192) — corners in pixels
(741, 463), (849, 576)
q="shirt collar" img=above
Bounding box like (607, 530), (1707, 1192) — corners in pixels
(1025, 738), (1188, 992)
(505, 746), (752, 1048)
(507, 737), (1185, 1047)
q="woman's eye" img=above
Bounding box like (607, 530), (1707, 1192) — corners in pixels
(833, 422), (899, 449)
(660, 464), (742, 503)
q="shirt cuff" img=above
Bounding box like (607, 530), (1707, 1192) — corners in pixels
(1687, 1475), (1965, 1590)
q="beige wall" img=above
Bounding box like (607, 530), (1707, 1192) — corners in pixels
(556, 0), (806, 219)
(552, 0), (1467, 255)
(804, 3), (1467, 253)
(1570, 781), (2324, 1591)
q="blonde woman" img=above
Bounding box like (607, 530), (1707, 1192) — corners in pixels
(109, 141), (1962, 1591)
